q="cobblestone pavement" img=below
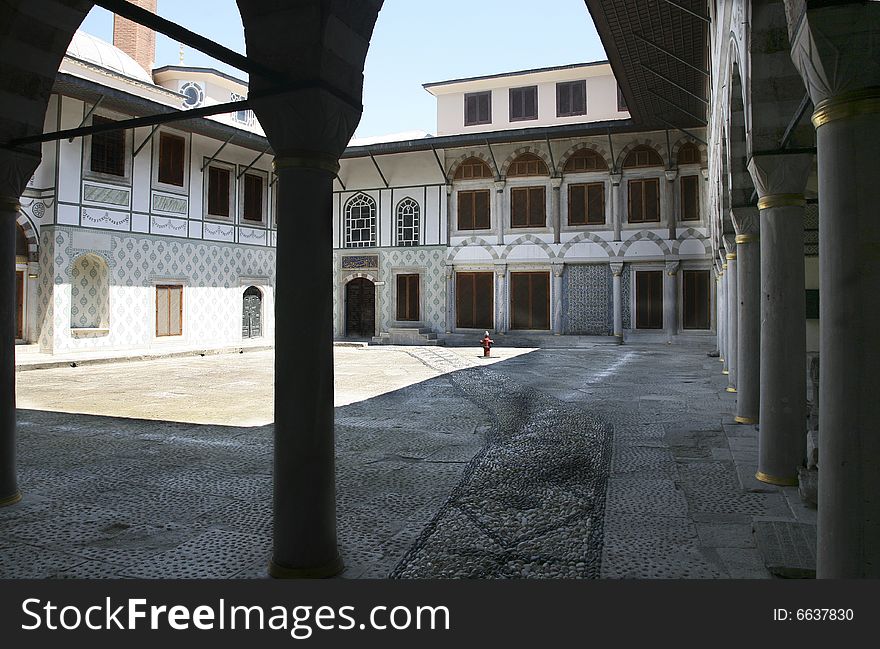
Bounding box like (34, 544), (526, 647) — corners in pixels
(3, 343), (814, 578)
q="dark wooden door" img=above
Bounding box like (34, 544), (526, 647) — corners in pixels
(455, 272), (494, 329)
(346, 277), (375, 337)
(242, 286), (262, 338)
(15, 271), (23, 340)
(635, 270), (663, 329)
(682, 270), (711, 330)
(510, 272), (550, 330)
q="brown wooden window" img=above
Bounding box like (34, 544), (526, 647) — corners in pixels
(90, 116), (125, 177)
(509, 86), (538, 121)
(635, 270), (663, 329)
(453, 157), (493, 180)
(564, 148), (608, 173)
(623, 145), (663, 168)
(207, 166), (230, 218)
(511, 186), (546, 228)
(465, 91), (491, 126)
(457, 190), (491, 230)
(568, 183), (605, 225)
(507, 153), (549, 177)
(677, 142), (701, 166)
(628, 178), (660, 223)
(243, 173), (264, 222)
(456, 272), (494, 329)
(510, 272), (550, 330)
(680, 175), (700, 222)
(557, 80), (586, 117)
(158, 132), (186, 187)
(682, 269), (711, 330)
(156, 285), (183, 337)
(396, 274), (420, 321)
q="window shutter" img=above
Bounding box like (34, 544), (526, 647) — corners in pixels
(408, 275), (419, 321)
(156, 287), (169, 336)
(465, 95), (477, 125)
(629, 180), (642, 222)
(558, 83), (571, 116)
(169, 286), (182, 336)
(569, 184), (586, 225)
(458, 192), (473, 230)
(681, 175), (699, 221)
(511, 188), (528, 227)
(474, 190), (490, 229)
(528, 187), (545, 226)
(159, 134), (185, 186)
(244, 173), (263, 221)
(587, 183), (604, 224)
(208, 167), (230, 217)
(645, 179), (660, 222)
(572, 81), (586, 114)
(525, 87), (536, 119)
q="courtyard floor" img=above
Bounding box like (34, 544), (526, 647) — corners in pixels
(3, 343), (816, 578)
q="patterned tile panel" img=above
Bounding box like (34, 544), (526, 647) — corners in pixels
(565, 264), (612, 335)
(621, 265), (632, 330)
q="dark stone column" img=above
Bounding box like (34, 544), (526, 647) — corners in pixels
(724, 242), (738, 392)
(611, 262), (623, 342)
(731, 207), (761, 424)
(663, 260), (679, 342)
(0, 199), (21, 507)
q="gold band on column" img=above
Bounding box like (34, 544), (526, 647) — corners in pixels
(726, 387), (737, 393)
(812, 87), (880, 128)
(734, 416), (757, 425)
(755, 471), (798, 487)
(757, 194), (805, 210)
(722, 370), (729, 375)
(721, 263), (728, 270)
(0, 198), (21, 212)
(725, 253), (737, 260)
(273, 152), (340, 175)
(0, 491), (22, 507)
(735, 234), (759, 244)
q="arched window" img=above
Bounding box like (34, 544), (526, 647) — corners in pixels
(70, 254), (110, 329)
(677, 142), (702, 166)
(623, 145), (664, 169)
(345, 193), (376, 248)
(507, 153), (549, 177)
(564, 148), (609, 173)
(453, 157), (493, 180)
(396, 198), (420, 247)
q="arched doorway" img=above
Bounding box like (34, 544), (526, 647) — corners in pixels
(242, 286), (263, 339)
(345, 277), (375, 338)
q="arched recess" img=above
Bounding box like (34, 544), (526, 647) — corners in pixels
(448, 154), (494, 181)
(500, 148), (552, 177)
(558, 143), (611, 174)
(69, 253), (110, 330)
(15, 212), (39, 261)
(621, 144), (665, 170)
(616, 140), (668, 171)
(726, 46), (755, 211)
(500, 234), (557, 260)
(618, 231), (673, 257)
(672, 140), (706, 167)
(446, 236), (499, 262)
(558, 232), (615, 259)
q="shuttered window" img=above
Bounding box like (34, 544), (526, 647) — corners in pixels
(90, 116), (125, 177)
(568, 183), (605, 225)
(464, 91), (491, 126)
(243, 173), (263, 222)
(207, 166), (230, 218)
(509, 86), (538, 121)
(681, 175), (700, 221)
(683, 270), (711, 330)
(156, 285), (183, 337)
(396, 274), (420, 321)
(457, 190), (491, 230)
(158, 133), (186, 187)
(510, 272), (550, 330)
(456, 272), (494, 329)
(510, 186), (546, 228)
(635, 271), (663, 329)
(628, 178), (661, 223)
(557, 80), (586, 117)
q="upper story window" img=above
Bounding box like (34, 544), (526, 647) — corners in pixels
(628, 178), (660, 223)
(457, 190), (491, 230)
(510, 186), (546, 228)
(345, 193), (376, 248)
(90, 116), (125, 177)
(568, 183), (605, 225)
(509, 86), (538, 122)
(507, 153), (549, 177)
(617, 85), (628, 112)
(242, 172), (265, 223)
(396, 198), (420, 246)
(564, 148), (608, 173)
(464, 91), (491, 126)
(453, 157), (493, 180)
(623, 145), (664, 169)
(158, 132), (186, 187)
(206, 164), (232, 219)
(677, 142), (702, 166)
(680, 175), (701, 221)
(557, 80), (586, 117)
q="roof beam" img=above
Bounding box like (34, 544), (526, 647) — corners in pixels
(368, 150), (389, 188)
(485, 140), (501, 178)
(133, 124), (159, 156)
(237, 145), (271, 178)
(70, 96), (104, 142)
(632, 31), (710, 77)
(658, 0), (711, 24)
(639, 62), (708, 105)
(430, 145), (448, 183)
(200, 133), (234, 171)
(656, 116), (708, 146)
(779, 92), (812, 150)
(646, 88), (708, 124)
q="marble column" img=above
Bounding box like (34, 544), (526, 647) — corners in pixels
(550, 177), (562, 244)
(720, 260), (729, 374)
(664, 169), (678, 241)
(0, 200), (21, 507)
(748, 153), (812, 488)
(551, 262), (564, 335)
(663, 260), (679, 343)
(611, 262), (623, 343)
(718, 262), (727, 368)
(494, 180), (506, 246)
(445, 264), (455, 333)
(494, 263), (507, 334)
(789, 0), (880, 577)
(610, 172), (622, 242)
(714, 265), (723, 355)
(731, 207), (761, 425)
(724, 245), (738, 393)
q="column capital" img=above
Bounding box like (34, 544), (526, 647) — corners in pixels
(445, 184), (453, 196)
(788, 2), (880, 108)
(494, 180), (506, 193)
(610, 171), (622, 186)
(665, 260), (680, 276)
(664, 169), (678, 182)
(445, 264), (455, 280)
(730, 206), (760, 236)
(550, 177), (563, 190)
(493, 262), (507, 277)
(747, 152), (813, 202)
(551, 262), (565, 278)
(0, 148), (40, 201)
(610, 262), (624, 277)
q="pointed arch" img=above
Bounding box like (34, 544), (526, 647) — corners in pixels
(344, 192), (377, 248)
(448, 153), (494, 181)
(500, 146), (553, 178)
(673, 140), (706, 167)
(560, 144), (610, 174)
(15, 210), (39, 261)
(616, 139), (668, 171)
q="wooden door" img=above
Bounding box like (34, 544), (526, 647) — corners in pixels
(455, 272), (494, 329)
(510, 272), (550, 330)
(345, 278), (375, 337)
(682, 270), (710, 329)
(242, 287), (263, 338)
(635, 270), (663, 329)
(15, 271), (23, 340)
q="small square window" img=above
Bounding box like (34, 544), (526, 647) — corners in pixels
(557, 81), (586, 117)
(465, 91), (492, 126)
(90, 116), (126, 177)
(206, 166), (231, 218)
(509, 86), (538, 122)
(243, 173), (264, 222)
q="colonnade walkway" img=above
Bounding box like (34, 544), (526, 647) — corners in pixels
(2, 345), (815, 578)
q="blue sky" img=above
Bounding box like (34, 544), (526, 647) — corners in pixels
(79, 0), (607, 138)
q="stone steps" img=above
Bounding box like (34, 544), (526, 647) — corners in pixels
(372, 327), (444, 346)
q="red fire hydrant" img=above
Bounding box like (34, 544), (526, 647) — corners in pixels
(480, 331), (494, 358)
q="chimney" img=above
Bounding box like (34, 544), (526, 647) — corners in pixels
(113, 0), (157, 74)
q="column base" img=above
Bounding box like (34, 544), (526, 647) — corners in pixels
(269, 554), (344, 579)
(726, 387), (737, 393)
(0, 490), (22, 507)
(734, 416), (757, 424)
(755, 471), (798, 487)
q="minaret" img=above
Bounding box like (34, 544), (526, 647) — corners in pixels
(112, 0), (157, 74)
